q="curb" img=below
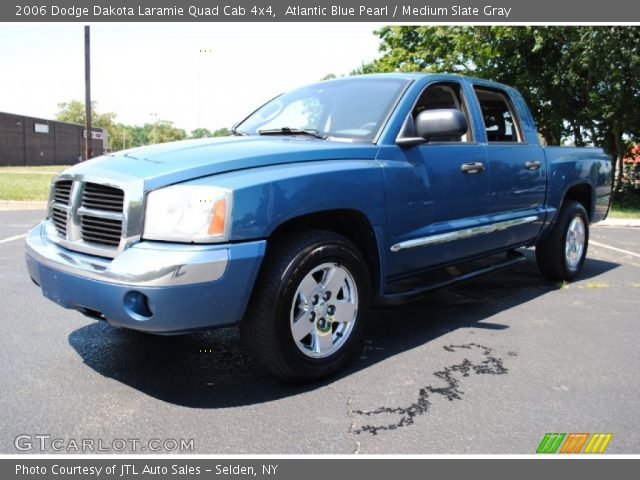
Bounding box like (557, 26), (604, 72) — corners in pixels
(0, 200), (47, 211)
(595, 218), (640, 228)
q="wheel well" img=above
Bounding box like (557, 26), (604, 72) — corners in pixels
(564, 184), (593, 220)
(268, 210), (381, 295)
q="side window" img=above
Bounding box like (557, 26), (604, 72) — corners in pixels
(474, 88), (522, 143)
(408, 83), (472, 142)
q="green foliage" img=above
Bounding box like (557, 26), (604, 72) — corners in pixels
(190, 128), (213, 138)
(110, 123), (143, 151)
(55, 100), (116, 130)
(145, 120), (186, 144)
(211, 127), (230, 137)
(56, 101), (189, 152)
(188, 127), (230, 139)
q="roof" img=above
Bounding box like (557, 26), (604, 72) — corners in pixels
(331, 72), (514, 91)
(0, 111), (105, 131)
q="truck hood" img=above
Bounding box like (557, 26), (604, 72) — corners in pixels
(65, 136), (379, 189)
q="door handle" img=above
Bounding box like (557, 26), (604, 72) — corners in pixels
(525, 160), (542, 170)
(460, 162), (485, 174)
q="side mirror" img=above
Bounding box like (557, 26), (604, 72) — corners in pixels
(415, 109), (468, 139)
(396, 109), (469, 147)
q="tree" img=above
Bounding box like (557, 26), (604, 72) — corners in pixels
(355, 26), (640, 185)
(212, 127), (230, 137)
(56, 100), (119, 151)
(145, 120), (186, 144)
(55, 100), (198, 151)
(190, 128), (212, 138)
(109, 123), (148, 151)
(56, 100), (116, 129)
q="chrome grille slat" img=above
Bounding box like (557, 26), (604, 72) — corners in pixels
(80, 236), (120, 247)
(81, 203), (123, 212)
(82, 191), (123, 199)
(52, 180), (73, 205)
(80, 227), (121, 238)
(81, 232), (120, 240)
(83, 198), (123, 205)
(83, 199), (122, 205)
(78, 183), (125, 247)
(50, 207), (68, 237)
(82, 184), (124, 213)
(80, 217), (122, 229)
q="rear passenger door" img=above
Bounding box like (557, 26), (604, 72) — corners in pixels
(474, 86), (546, 249)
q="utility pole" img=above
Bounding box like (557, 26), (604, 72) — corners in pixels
(84, 25), (92, 160)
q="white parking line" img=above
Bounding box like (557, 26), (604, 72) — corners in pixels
(590, 240), (640, 259)
(0, 233), (27, 244)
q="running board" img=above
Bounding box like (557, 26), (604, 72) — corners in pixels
(377, 250), (527, 306)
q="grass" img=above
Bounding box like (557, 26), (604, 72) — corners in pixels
(610, 190), (640, 219)
(1, 165), (70, 174)
(609, 208), (640, 219)
(0, 165), (68, 201)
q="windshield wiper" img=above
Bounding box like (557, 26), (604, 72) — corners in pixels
(257, 127), (327, 140)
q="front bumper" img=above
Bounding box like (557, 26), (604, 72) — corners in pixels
(25, 222), (266, 333)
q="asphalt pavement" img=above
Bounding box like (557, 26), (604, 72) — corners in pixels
(1, 210), (639, 454)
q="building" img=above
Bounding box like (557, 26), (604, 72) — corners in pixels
(0, 111), (106, 167)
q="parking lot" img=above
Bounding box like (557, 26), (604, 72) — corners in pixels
(1, 209), (639, 454)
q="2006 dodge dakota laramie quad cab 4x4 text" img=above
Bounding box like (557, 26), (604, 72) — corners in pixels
(26, 74), (612, 382)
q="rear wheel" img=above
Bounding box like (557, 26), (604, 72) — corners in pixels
(241, 229), (371, 383)
(536, 200), (589, 281)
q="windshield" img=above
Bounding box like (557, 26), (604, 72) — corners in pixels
(234, 77), (409, 142)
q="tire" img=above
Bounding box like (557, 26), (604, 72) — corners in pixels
(241, 229), (371, 383)
(536, 200), (589, 281)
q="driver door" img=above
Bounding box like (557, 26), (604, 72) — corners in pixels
(384, 81), (490, 278)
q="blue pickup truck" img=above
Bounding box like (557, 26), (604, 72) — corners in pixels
(26, 74), (611, 382)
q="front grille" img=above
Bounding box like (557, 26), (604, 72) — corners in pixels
(47, 177), (130, 255)
(52, 180), (72, 205)
(82, 183), (124, 212)
(80, 215), (122, 247)
(50, 180), (73, 238)
(50, 207), (68, 237)
(79, 183), (124, 247)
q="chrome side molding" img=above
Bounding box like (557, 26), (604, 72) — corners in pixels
(390, 215), (538, 252)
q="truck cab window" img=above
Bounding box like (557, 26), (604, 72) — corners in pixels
(406, 83), (472, 142)
(474, 88), (522, 142)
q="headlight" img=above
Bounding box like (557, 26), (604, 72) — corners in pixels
(143, 185), (233, 243)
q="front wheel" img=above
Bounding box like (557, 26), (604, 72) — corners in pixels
(241, 229), (371, 383)
(536, 200), (589, 281)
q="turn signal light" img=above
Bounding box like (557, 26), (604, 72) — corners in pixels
(208, 198), (227, 236)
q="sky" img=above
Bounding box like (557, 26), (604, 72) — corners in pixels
(0, 23), (385, 134)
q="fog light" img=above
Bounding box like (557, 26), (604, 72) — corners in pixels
(123, 291), (153, 320)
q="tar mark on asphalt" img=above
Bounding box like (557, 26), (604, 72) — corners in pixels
(353, 343), (508, 436)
